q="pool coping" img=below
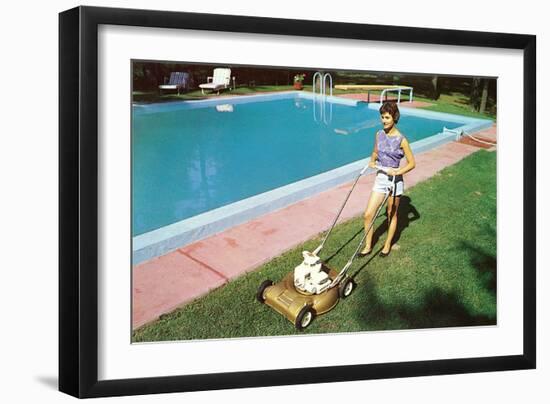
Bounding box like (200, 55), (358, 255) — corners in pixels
(132, 93), (493, 264)
(133, 90), (359, 114)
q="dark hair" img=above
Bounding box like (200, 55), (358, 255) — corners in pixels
(379, 102), (400, 124)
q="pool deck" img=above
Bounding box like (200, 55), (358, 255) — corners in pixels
(132, 118), (497, 331)
(337, 92), (434, 108)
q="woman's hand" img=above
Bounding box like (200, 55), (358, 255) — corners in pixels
(368, 161), (377, 169)
(387, 168), (399, 176)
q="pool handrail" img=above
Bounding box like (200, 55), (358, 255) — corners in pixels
(380, 86), (413, 104)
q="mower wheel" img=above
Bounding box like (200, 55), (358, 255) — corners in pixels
(256, 280), (273, 303)
(295, 305), (315, 330)
(339, 278), (355, 299)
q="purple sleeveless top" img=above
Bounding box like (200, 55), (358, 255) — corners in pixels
(376, 130), (404, 168)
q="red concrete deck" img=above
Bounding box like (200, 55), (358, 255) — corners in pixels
(457, 124), (497, 150)
(132, 124), (497, 330)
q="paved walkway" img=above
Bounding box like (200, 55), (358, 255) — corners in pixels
(132, 120), (497, 330)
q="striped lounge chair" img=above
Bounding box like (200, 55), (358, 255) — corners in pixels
(158, 72), (191, 95)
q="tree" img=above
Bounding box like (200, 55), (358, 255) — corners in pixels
(469, 77), (482, 111)
(431, 75), (441, 100)
(479, 79), (489, 114)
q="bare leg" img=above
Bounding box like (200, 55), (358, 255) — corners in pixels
(382, 196), (401, 254)
(361, 191), (387, 254)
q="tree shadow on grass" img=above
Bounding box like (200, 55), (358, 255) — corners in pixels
(353, 275), (495, 331)
(347, 219), (497, 331)
(458, 240), (497, 294)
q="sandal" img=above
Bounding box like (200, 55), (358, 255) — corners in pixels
(379, 249), (391, 258)
(359, 246), (372, 257)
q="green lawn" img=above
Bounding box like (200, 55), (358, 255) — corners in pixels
(133, 149), (497, 342)
(410, 92), (496, 120)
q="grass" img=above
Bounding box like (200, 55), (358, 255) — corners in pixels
(133, 149), (497, 342)
(410, 92), (496, 120)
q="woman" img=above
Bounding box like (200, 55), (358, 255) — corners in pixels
(360, 102), (416, 257)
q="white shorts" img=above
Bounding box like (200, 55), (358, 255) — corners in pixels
(373, 170), (404, 196)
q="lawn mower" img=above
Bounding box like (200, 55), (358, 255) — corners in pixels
(256, 165), (396, 330)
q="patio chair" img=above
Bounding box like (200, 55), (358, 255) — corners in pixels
(199, 68), (235, 95)
(158, 72), (191, 95)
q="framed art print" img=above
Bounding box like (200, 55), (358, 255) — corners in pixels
(59, 6), (536, 398)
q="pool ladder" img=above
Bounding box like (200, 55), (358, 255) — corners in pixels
(313, 72), (333, 97)
(312, 72), (333, 125)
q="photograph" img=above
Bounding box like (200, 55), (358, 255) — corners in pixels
(130, 61), (498, 341)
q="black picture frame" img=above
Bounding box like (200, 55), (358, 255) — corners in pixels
(59, 5), (536, 398)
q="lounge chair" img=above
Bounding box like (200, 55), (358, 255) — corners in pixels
(199, 68), (234, 95)
(158, 72), (191, 95)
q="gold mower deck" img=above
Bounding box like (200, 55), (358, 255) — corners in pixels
(256, 264), (355, 330)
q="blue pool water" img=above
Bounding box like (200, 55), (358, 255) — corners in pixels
(132, 96), (461, 236)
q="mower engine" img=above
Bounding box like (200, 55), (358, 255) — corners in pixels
(294, 251), (332, 295)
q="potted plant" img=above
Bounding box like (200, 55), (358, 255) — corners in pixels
(293, 73), (306, 90)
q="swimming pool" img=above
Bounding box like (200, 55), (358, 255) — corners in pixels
(132, 92), (492, 263)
